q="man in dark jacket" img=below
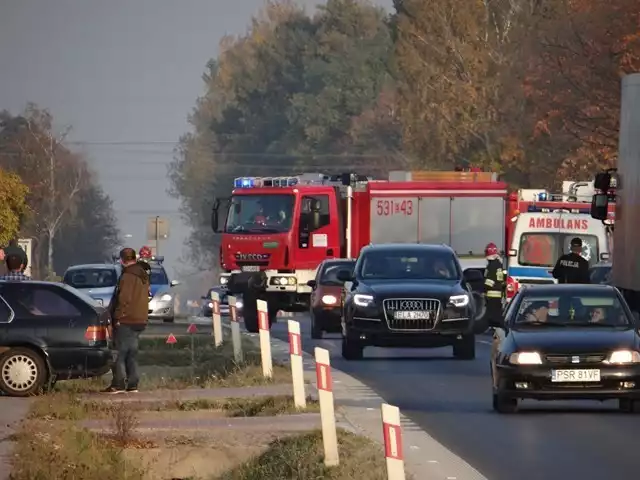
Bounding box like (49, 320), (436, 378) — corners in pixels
(4, 240), (27, 273)
(104, 248), (150, 394)
(552, 237), (590, 284)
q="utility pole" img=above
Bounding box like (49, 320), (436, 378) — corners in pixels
(155, 215), (160, 255)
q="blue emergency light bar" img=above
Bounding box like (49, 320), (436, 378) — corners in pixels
(233, 176), (300, 188)
(527, 205), (590, 214)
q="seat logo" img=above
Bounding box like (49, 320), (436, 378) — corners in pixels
(571, 356), (580, 363)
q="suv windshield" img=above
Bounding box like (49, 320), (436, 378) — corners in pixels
(518, 233), (598, 267)
(150, 267), (168, 285)
(358, 250), (460, 280)
(320, 261), (355, 286)
(225, 194), (294, 233)
(514, 291), (629, 327)
(63, 268), (117, 289)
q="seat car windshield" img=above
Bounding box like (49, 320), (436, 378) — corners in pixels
(63, 268), (117, 289)
(225, 194), (294, 233)
(514, 291), (630, 327)
(320, 261), (355, 286)
(207, 289), (228, 303)
(358, 251), (460, 280)
(518, 233), (598, 267)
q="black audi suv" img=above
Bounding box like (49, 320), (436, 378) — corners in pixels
(338, 243), (478, 360)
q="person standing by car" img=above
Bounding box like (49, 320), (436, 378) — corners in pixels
(3, 239), (27, 273)
(0, 254), (30, 280)
(103, 248), (150, 394)
(483, 242), (504, 325)
(551, 237), (590, 284)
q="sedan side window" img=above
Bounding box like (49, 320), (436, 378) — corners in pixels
(0, 297), (13, 323)
(3, 285), (81, 318)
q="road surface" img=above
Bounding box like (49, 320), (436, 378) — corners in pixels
(147, 315), (640, 480)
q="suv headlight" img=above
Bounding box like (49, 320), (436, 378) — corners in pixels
(448, 294), (469, 307)
(354, 294), (374, 307)
(160, 294), (172, 301)
(605, 350), (640, 364)
(509, 352), (542, 365)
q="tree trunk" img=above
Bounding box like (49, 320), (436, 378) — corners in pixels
(47, 228), (54, 277)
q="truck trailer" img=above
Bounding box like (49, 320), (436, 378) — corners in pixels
(211, 170), (508, 332)
(591, 73), (640, 313)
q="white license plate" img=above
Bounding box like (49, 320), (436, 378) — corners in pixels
(551, 369), (601, 382)
(241, 265), (260, 272)
(394, 310), (430, 320)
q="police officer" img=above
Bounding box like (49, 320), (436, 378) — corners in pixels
(484, 242), (505, 324)
(551, 237), (590, 284)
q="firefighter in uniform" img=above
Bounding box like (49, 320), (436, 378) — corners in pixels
(484, 242), (505, 325)
(551, 237), (590, 284)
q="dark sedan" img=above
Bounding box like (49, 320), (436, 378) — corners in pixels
(339, 244), (477, 360)
(0, 280), (113, 396)
(201, 287), (243, 317)
(308, 258), (355, 339)
(489, 283), (640, 413)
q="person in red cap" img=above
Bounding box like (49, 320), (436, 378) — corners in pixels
(483, 242), (505, 326)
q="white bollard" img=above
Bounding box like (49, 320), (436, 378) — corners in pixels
(288, 320), (306, 409)
(315, 347), (339, 467)
(257, 299), (272, 378)
(381, 403), (405, 480)
(210, 291), (223, 347)
(228, 295), (243, 363)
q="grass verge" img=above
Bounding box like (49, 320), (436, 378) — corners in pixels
(218, 429), (398, 480)
(54, 334), (290, 393)
(11, 423), (145, 480)
(29, 393), (319, 420)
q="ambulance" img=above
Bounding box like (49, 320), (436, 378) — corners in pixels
(505, 182), (613, 301)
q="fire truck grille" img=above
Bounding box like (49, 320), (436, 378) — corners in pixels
(236, 260), (269, 268)
(382, 298), (441, 331)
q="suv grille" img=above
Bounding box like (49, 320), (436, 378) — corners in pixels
(382, 298), (441, 331)
(545, 354), (606, 364)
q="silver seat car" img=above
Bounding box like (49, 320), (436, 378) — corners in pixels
(62, 263), (121, 307)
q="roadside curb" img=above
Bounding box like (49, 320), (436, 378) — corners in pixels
(240, 328), (489, 480)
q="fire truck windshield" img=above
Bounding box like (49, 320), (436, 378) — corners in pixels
(225, 194), (294, 233)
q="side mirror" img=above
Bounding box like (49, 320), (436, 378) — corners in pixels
(170, 280), (180, 287)
(463, 269), (484, 283)
(590, 193), (608, 220)
(632, 311), (640, 324)
(488, 317), (504, 328)
(307, 280), (317, 289)
(337, 270), (352, 282)
(211, 199), (220, 232)
(594, 172), (612, 191)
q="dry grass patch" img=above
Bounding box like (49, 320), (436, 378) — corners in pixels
(11, 422), (145, 480)
(218, 429), (399, 480)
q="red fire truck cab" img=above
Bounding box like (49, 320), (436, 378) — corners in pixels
(212, 171), (508, 332)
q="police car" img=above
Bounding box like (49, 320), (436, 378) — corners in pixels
(144, 256), (180, 323)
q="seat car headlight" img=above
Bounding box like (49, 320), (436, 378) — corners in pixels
(160, 294), (172, 301)
(322, 295), (338, 305)
(236, 300), (243, 309)
(605, 350), (640, 364)
(448, 294), (469, 307)
(509, 352), (543, 365)
(354, 294), (374, 307)
(208, 302), (213, 308)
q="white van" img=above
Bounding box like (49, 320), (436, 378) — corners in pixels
(506, 209), (610, 296)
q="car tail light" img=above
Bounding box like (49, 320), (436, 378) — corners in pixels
(85, 326), (107, 342)
(506, 276), (519, 299)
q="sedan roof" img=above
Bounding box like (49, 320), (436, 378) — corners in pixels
(520, 283), (617, 296)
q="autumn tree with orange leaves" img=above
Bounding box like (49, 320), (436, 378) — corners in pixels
(524, 0), (640, 180)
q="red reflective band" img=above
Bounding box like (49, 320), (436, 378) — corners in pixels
(258, 310), (269, 330)
(316, 362), (332, 392)
(229, 305), (237, 322)
(213, 301), (220, 315)
(383, 423), (404, 460)
(289, 332), (301, 356)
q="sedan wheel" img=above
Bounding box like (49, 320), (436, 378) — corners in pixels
(0, 348), (47, 397)
(492, 392), (518, 413)
(311, 314), (323, 340)
(619, 398), (640, 413)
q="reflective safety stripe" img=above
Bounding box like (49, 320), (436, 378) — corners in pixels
(485, 278), (495, 287)
(496, 270), (504, 282)
(486, 290), (502, 298)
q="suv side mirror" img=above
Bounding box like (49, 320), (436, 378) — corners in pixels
(463, 269), (484, 283)
(307, 280), (317, 289)
(488, 316), (504, 328)
(337, 270), (352, 282)
(590, 193), (608, 220)
(170, 280), (180, 287)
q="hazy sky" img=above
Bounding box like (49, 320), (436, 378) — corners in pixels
(0, 0), (393, 277)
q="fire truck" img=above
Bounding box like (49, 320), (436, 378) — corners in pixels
(504, 182), (615, 302)
(211, 170), (509, 332)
